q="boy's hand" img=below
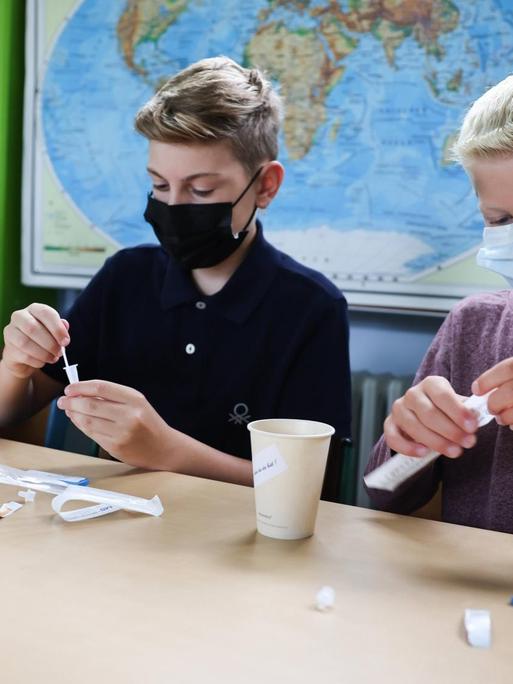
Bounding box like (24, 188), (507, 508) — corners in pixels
(57, 380), (174, 469)
(472, 359), (513, 428)
(384, 375), (478, 459)
(2, 304), (69, 379)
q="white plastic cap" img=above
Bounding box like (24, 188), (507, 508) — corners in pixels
(315, 585), (335, 611)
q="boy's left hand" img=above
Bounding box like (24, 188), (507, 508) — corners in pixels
(57, 380), (173, 468)
(472, 358), (513, 428)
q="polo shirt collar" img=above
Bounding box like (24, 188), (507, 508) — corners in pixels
(160, 222), (280, 324)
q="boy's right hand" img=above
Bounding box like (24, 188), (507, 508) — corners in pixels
(383, 375), (479, 459)
(2, 304), (69, 379)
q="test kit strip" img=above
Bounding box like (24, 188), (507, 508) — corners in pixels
(0, 464), (89, 489)
(23, 470), (88, 486)
(364, 392), (495, 492)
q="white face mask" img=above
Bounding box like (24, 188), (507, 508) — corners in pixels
(476, 223), (513, 287)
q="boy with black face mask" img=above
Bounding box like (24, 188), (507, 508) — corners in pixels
(0, 57), (351, 486)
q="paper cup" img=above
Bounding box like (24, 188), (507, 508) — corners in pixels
(247, 418), (335, 540)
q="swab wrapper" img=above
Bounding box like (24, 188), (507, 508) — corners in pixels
(51, 484), (163, 521)
(364, 392), (495, 492)
(0, 463), (88, 493)
(0, 464), (163, 521)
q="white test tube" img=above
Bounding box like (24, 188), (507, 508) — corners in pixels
(64, 364), (79, 384)
(62, 346), (79, 384)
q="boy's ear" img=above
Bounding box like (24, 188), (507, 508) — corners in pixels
(255, 161), (284, 209)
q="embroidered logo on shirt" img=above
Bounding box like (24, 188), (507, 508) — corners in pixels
(228, 403), (251, 425)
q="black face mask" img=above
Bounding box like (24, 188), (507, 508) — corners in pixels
(143, 167), (262, 270)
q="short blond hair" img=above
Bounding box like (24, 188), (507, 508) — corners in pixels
(452, 75), (513, 167)
(134, 56), (282, 172)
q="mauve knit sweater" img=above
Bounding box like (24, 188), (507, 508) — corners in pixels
(365, 290), (513, 533)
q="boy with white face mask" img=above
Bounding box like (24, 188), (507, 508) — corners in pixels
(475, 193), (513, 285)
(365, 75), (513, 533)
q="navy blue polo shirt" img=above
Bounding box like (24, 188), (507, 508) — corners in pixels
(42, 224), (351, 461)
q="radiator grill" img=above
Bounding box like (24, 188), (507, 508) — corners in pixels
(351, 372), (414, 507)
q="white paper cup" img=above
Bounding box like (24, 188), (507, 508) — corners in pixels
(247, 418), (335, 540)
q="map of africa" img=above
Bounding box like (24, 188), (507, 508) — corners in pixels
(25, 0), (513, 307)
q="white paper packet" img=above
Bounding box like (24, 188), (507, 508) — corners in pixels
(364, 392), (495, 492)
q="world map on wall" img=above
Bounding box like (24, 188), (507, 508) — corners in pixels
(32, 0), (513, 304)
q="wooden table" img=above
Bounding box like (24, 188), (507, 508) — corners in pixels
(1, 438), (512, 683)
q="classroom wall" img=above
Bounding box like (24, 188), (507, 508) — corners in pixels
(0, 0), (56, 331)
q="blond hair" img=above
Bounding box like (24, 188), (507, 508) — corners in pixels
(135, 56), (282, 172)
(452, 75), (513, 167)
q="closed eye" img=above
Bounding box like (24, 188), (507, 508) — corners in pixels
(191, 188), (214, 198)
(487, 216), (512, 226)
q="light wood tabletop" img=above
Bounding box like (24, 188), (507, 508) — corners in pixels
(1, 437), (512, 683)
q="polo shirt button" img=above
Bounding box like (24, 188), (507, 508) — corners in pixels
(185, 343), (196, 355)
(196, 301), (206, 310)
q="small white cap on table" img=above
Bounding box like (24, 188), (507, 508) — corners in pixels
(315, 585), (335, 611)
(18, 489), (36, 503)
(464, 609), (491, 648)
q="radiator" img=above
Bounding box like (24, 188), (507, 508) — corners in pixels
(351, 372), (414, 507)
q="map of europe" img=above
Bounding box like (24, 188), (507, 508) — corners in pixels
(34, 0), (513, 304)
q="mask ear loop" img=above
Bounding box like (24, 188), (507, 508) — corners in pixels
(234, 206), (258, 239)
(231, 166), (264, 238)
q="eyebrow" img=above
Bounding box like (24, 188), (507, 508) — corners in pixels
(146, 167), (222, 181)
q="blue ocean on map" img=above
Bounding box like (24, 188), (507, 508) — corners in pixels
(42, 0), (513, 279)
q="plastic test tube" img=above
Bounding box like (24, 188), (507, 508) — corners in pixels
(61, 346), (79, 384)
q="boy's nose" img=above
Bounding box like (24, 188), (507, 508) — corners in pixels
(166, 189), (187, 206)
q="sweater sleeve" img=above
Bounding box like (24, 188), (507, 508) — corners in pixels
(363, 311), (455, 513)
